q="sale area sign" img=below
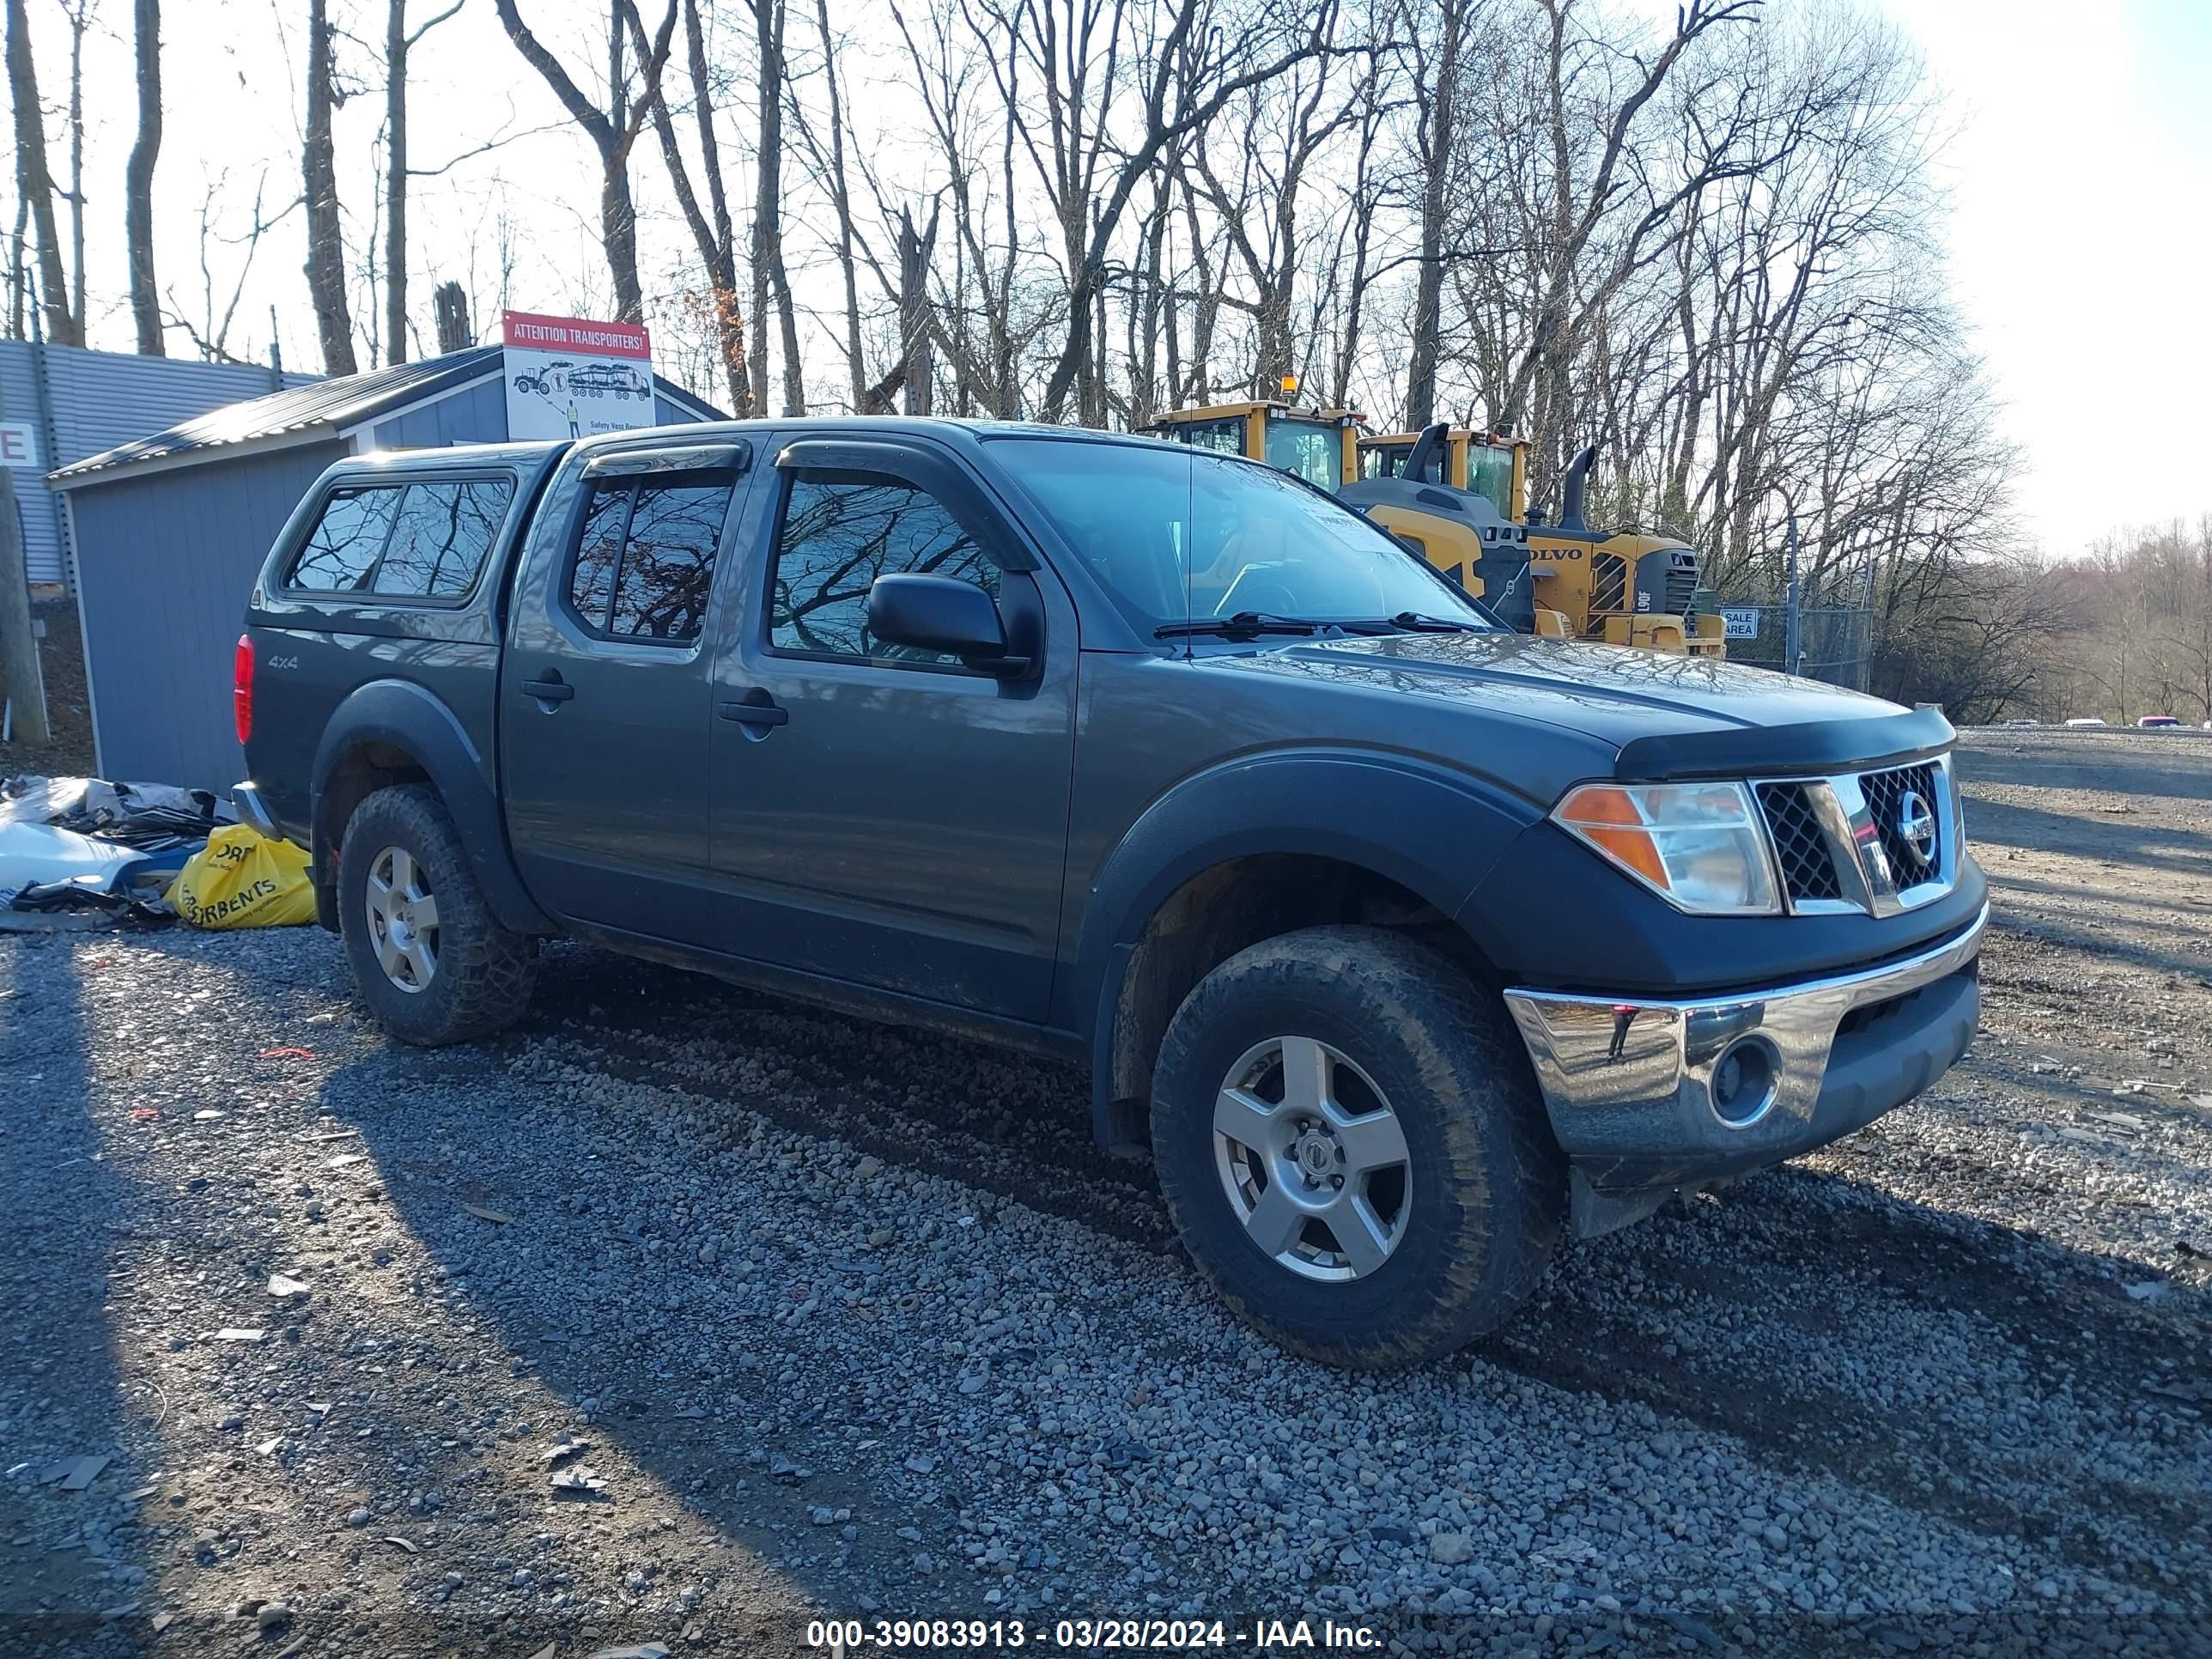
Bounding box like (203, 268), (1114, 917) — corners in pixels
(501, 310), (657, 441)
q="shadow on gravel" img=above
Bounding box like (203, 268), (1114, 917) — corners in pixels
(304, 933), (2212, 1628)
(1978, 899), (2212, 983)
(0, 939), (146, 1657)
(310, 946), (1128, 1644)
(1489, 1162), (2209, 1590)
(1958, 742), (2212, 804)
(1962, 796), (2212, 880)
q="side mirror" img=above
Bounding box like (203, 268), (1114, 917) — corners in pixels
(866, 574), (1028, 674)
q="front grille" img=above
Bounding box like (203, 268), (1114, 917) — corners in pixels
(1756, 782), (1842, 901)
(1861, 762), (1942, 888)
(1591, 551), (1627, 615)
(1663, 551), (1698, 615)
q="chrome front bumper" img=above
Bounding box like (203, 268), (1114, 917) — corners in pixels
(1503, 904), (1987, 1233)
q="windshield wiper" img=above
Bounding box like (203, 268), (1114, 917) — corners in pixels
(1154, 611), (1322, 640)
(1385, 611), (1477, 632)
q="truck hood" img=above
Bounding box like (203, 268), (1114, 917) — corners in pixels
(1204, 631), (1951, 781)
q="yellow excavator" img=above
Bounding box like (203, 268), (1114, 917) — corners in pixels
(1148, 395), (1725, 656)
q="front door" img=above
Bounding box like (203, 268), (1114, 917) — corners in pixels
(501, 441), (752, 945)
(707, 437), (1078, 1022)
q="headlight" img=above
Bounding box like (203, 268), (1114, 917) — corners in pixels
(1553, 781), (1780, 915)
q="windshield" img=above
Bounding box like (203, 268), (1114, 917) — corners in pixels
(1468, 442), (1516, 517)
(996, 437), (1496, 635)
(1263, 417), (1344, 489)
(1359, 441), (1408, 480)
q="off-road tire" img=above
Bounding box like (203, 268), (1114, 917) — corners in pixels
(337, 784), (538, 1046)
(1151, 925), (1565, 1368)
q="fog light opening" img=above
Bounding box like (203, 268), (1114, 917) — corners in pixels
(1710, 1037), (1778, 1127)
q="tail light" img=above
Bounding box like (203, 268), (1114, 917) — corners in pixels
(233, 634), (254, 745)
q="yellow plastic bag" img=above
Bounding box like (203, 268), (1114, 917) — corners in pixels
(166, 824), (316, 928)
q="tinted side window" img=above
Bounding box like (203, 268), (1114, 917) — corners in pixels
(372, 481), (512, 598)
(568, 485), (631, 627)
(289, 486), (403, 591)
(565, 474), (732, 642)
(769, 471), (1000, 665)
(611, 483), (726, 639)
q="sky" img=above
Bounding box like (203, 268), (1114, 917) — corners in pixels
(1866, 0), (2212, 552)
(14, 0), (2212, 556)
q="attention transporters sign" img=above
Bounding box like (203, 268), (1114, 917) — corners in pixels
(501, 310), (657, 441)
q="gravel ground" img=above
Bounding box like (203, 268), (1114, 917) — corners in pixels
(2, 729), (2208, 1657)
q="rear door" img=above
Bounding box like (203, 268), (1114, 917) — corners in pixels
(706, 435), (1078, 1021)
(500, 440), (753, 943)
(246, 460), (538, 841)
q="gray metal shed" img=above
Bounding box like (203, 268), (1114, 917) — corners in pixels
(0, 339), (317, 588)
(48, 347), (722, 792)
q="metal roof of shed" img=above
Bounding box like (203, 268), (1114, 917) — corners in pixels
(49, 345), (722, 484)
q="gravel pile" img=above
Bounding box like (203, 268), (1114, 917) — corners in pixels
(0, 731), (2206, 1656)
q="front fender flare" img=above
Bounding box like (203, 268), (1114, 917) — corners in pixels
(1071, 750), (1541, 1143)
(309, 679), (554, 937)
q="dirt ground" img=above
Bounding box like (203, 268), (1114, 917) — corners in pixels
(1, 728), (2206, 1657)
(0, 600), (98, 781)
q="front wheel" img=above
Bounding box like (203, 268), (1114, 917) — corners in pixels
(1151, 926), (1565, 1368)
(337, 784), (538, 1046)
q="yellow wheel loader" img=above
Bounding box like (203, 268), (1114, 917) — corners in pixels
(1356, 428), (1727, 658)
(1151, 400), (1724, 657)
(1147, 404), (1540, 629)
(1145, 400), (1360, 491)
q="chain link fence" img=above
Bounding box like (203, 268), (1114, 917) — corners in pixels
(1712, 602), (1872, 691)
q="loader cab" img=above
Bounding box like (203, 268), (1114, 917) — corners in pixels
(1147, 401), (1359, 493)
(1358, 430), (1526, 522)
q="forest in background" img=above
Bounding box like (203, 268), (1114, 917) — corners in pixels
(5, 0), (2182, 722)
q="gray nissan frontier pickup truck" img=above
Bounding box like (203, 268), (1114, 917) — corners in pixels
(233, 419), (1984, 1368)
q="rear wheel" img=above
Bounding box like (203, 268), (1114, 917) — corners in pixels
(338, 784), (537, 1046)
(1151, 925), (1565, 1368)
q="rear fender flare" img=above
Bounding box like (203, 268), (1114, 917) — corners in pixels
(1073, 750), (1540, 1143)
(309, 679), (555, 936)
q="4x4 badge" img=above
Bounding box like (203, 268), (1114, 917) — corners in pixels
(1895, 789), (1936, 868)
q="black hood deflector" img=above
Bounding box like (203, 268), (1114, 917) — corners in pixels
(1612, 704), (1954, 782)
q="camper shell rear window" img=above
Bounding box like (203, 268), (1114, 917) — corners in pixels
(283, 473), (516, 602)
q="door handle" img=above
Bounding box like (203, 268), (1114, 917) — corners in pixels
(520, 672), (576, 702)
(719, 693), (788, 728)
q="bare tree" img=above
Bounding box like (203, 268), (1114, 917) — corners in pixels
(1494, 0), (1759, 447)
(966, 0), (1346, 422)
(6, 190), (27, 340)
(625, 0), (746, 410)
(793, 0), (864, 410)
(303, 0), (358, 374)
(60, 0), (90, 343)
(126, 0), (163, 353)
(748, 0), (804, 413)
(1195, 27), (1356, 398)
(494, 0), (678, 324)
(169, 169), (297, 364)
(385, 0), (465, 364)
(6, 0), (80, 344)
(1401, 0), (1468, 427)
(432, 277), (471, 350)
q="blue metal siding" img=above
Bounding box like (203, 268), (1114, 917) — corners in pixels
(655, 390), (714, 425)
(2, 340), (312, 587)
(364, 374), (507, 451)
(70, 441), (345, 791)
